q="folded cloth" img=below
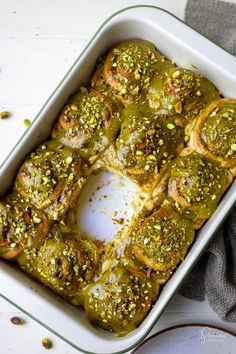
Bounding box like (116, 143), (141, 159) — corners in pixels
(185, 0), (236, 55)
(180, 0), (236, 322)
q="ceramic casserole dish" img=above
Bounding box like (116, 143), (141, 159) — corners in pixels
(0, 5), (236, 354)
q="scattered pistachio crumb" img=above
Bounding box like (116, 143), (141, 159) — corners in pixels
(23, 119), (31, 127)
(68, 173), (74, 182)
(172, 70), (180, 79)
(120, 88), (127, 95)
(231, 143), (236, 152)
(167, 122), (176, 130)
(73, 265), (79, 276)
(65, 156), (73, 164)
(70, 104), (78, 111)
(42, 338), (52, 350)
(210, 111), (216, 117)
(33, 216), (41, 224)
(112, 217), (124, 225)
(136, 150), (143, 156)
(184, 135), (190, 142)
(0, 111), (11, 119)
(10, 317), (25, 325)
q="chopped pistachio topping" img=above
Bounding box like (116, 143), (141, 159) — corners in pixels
(42, 338), (52, 350)
(0, 111), (11, 119)
(15, 141), (85, 219)
(131, 206), (194, 271)
(10, 317), (25, 325)
(56, 88), (119, 159)
(23, 119), (31, 127)
(84, 266), (158, 333)
(73, 265), (79, 276)
(110, 41), (161, 99)
(33, 216), (41, 224)
(167, 123), (176, 130)
(0, 201), (46, 255)
(169, 152), (229, 219)
(201, 105), (236, 158)
(117, 106), (183, 185)
(154, 67), (219, 120)
(65, 156), (73, 164)
(231, 143), (236, 152)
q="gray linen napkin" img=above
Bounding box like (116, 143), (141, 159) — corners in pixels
(180, 0), (236, 322)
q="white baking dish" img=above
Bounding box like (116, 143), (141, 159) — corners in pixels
(0, 5), (236, 354)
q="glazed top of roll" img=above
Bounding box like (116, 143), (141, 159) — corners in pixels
(52, 88), (122, 163)
(192, 98), (236, 168)
(116, 100), (184, 187)
(125, 204), (195, 273)
(167, 150), (232, 226)
(0, 194), (48, 260)
(18, 229), (101, 301)
(147, 67), (220, 123)
(15, 140), (86, 220)
(103, 39), (174, 105)
(82, 265), (159, 335)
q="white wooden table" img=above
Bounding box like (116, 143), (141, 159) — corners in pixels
(0, 1), (236, 353)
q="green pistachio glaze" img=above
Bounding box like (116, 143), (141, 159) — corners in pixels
(104, 39), (174, 105)
(15, 140), (86, 220)
(0, 39), (235, 336)
(0, 193), (48, 259)
(168, 152), (230, 221)
(126, 205), (195, 272)
(201, 104), (236, 159)
(102, 209), (175, 285)
(147, 67), (219, 120)
(81, 265), (159, 335)
(18, 232), (100, 302)
(116, 100), (184, 185)
(52, 88), (121, 162)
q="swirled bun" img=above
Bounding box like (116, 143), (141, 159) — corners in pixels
(147, 67), (220, 124)
(18, 230), (101, 302)
(191, 98), (236, 171)
(90, 57), (124, 108)
(125, 205), (195, 273)
(15, 140), (86, 220)
(82, 265), (159, 335)
(0, 193), (48, 260)
(167, 150), (233, 228)
(52, 88), (122, 163)
(103, 39), (174, 105)
(105, 99), (184, 192)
